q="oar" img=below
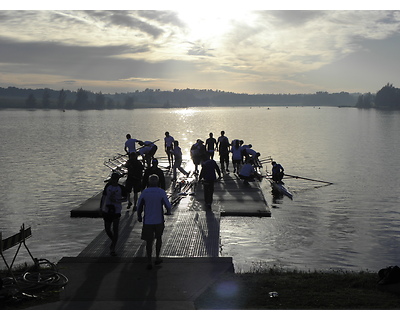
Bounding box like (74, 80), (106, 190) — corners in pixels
(285, 174), (333, 185)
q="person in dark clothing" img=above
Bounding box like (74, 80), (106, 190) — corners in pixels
(191, 139), (207, 174)
(271, 161), (285, 183)
(100, 172), (127, 256)
(164, 131), (175, 168)
(171, 140), (190, 180)
(138, 140), (158, 168)
(217, 130), (230, 173)
(124, 152), (144, 211)
(205, 132), (217, 160)
(199, 153), (221, 209)
(142, 158), (166, 190)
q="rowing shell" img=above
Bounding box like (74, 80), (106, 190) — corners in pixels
(268, 179), (293, 199)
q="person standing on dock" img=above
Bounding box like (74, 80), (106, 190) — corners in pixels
(125, 152), (144, 211)
(137, 174), (172, 270)
(142, 158), (166, 190)
(217, 131), (230, 173)
(171, 140), (190, 181)
(271, 161), (285, 183)
(205, 132), (217, 160)
(231, 139), (243, 174)
(199, 153), (221, 209)
(164, 131), (175, 169)
(124, 134), (139, 154)
(100, 172), (127, 256)
(190, 139), (206, 174)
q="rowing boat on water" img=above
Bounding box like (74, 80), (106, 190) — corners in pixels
(257, 157), (293, 200)
(268, 179), (293, 199)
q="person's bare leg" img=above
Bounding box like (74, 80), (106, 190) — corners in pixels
(146, 239), (153, 269)
(155, 236), (163, 265)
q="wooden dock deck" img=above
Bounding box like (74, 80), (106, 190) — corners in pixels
(74, 158), (270, 259)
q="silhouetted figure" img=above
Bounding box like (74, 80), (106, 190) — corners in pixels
(231, 139), (243, 173)
(239, 159), (261, 186)
(125, 152), (144, 211)
(243, 146), (260, 163)
(271, 161), (285, 183)
(142, 158), (166, 190)
(171, 140), (189, 180)
(164, 131), (175, 168)
(205, 132), (217, 159)
(138, 140), (158, 168)
(190, 139), (206, 174)
(124, 133), (140, 155)
(217, 130), (230, 173)
(100, 172), (127, 256)
(199, 153), (221, 209)
(137, 175), (172, 270)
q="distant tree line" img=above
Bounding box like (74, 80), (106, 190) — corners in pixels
(0, 86), (361, 110)
(356, 83), (400, 109)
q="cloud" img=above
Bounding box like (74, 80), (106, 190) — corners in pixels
(1, 10), (400, 93)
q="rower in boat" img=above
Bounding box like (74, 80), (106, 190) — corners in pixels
(271, 161), (285, 183)
(269, 161), (293, 199)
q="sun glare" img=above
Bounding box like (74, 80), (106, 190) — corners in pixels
(173, 108), (199, 116)
(175, 9), (256, 41)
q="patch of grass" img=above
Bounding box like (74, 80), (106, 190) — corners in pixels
(195, 268), (400, 310)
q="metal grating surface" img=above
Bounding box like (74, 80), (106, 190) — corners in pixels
(162, 208), (220, 257)
(77, 158), (269, 259)
(78, 206), (221, 259)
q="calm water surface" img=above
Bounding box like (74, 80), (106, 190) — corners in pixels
(1, 107), (399, 272)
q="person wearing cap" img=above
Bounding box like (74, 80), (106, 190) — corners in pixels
(100, 172), (127, 256)
(137, 174), (172, 270)
(142, 158), (166, 190)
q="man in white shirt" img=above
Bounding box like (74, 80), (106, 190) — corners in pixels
(124, 133), (139, 154)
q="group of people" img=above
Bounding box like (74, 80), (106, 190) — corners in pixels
(190, 131), (262, 181)
(190, 131), (261, 172)
(125, 132), (189, 181)
(100, 170), (170, 270)
(100, 131), (283, 269)
(99, 133), (171, 265)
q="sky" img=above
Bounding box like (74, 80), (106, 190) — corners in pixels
(1, 2), (400, 95)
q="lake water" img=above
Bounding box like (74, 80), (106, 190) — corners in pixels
(1, 107), (399, 273)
